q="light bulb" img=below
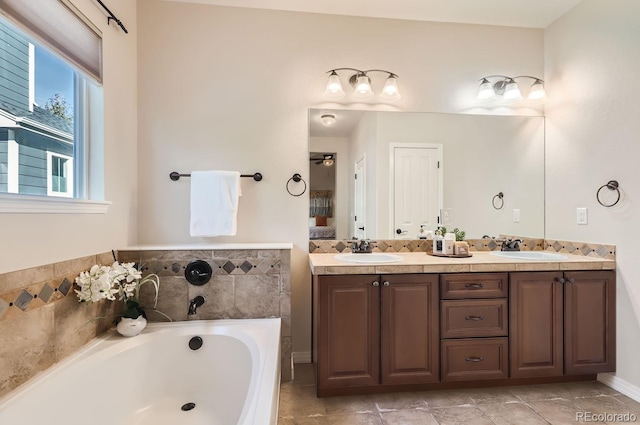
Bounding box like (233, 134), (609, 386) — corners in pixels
(353, 74), (373, 99)
(477, 78), (495, 100)
(380, 75), (401, 102)
(503, 79), (522, 100)
(323, 158), (334, 167)
(320, 114), (336, 126)
(324, 71), (345, 99)
(528, 79), (546, 100)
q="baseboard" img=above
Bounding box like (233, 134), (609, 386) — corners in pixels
(598, 373), (640, 403)
(293, 351), (311, 364)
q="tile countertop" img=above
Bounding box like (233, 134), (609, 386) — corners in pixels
(309, 251), (616, 275)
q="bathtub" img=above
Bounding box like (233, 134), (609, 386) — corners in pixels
(0, 318), (281, 425)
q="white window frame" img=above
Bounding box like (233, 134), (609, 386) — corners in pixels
(46, 152), (74, 198)
(0, 12), (109, 214)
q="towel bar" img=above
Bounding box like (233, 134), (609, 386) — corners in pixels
(169, 171), (263, 181)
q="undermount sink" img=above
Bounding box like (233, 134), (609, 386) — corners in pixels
(491, 251), (568, 261)
(334, 253), (403, 264)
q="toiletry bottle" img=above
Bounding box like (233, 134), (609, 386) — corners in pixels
(434, 228), (443, 253)
(444, 233), (456, 255)
(417, 225), (427, 239)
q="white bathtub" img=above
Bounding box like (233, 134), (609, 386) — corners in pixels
(0, 318), (281, 425)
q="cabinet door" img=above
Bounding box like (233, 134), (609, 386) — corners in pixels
(510, 272), (564, 378)
(565, 271), (616, 375)
(381, 274), (439, 385)
(317, 275), (380, 388)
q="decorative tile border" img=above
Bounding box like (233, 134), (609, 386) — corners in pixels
(310, 237), (614, 259)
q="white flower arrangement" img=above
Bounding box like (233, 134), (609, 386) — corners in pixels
(75, 261), (160, 319)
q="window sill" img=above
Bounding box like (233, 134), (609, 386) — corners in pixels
(0, 193), (111, 214)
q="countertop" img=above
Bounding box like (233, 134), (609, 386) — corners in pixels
(309, 251), (615, 275)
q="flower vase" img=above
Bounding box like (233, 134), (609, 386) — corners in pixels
(116, 315), (147, 337)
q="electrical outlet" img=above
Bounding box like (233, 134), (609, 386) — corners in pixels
(512, 209), (520, 223)
(577, 207), (588, 225)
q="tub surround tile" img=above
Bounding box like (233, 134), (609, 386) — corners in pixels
(141, 275), (190, 321)
(53, 294), (99, 361)
(187, 275), (235, 320)
(235, 274), (280, 318)
(52, 255), (98, 282)
(0, 304), (56, 398)
(0, 264), (54, 294)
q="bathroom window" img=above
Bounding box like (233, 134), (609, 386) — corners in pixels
(0, 4), (107, 213)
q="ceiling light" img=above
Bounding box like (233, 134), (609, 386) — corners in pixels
(323, 158), (334, 167)
(324, 68), (401, 102)
(320, 114), (336, 126)
(477, 75), (545, 102)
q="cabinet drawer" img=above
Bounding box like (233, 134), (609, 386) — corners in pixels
(441, 299), (508, 338)
(441, 338), (509, 382)
(440, 273), (508, 299)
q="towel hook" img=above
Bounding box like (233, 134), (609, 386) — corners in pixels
(492, 192), (504, 210)
(596, 180), (620, 207)
(286, 173), (307, 197)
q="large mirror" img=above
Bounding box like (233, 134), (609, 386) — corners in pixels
(308, 109), (544, 240)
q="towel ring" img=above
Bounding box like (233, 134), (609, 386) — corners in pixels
(492, 192), (504, 210)
(286, 173), (307, 197)
(596, 180), (620, 207)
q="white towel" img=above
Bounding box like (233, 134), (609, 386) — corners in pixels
(190, 170), (242, 237)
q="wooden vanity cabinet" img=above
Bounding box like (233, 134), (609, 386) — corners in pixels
(314, 274), (439, 393)
(510, 270), (615, 378)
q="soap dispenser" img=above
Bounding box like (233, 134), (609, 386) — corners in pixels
(417, 225), (427, 239)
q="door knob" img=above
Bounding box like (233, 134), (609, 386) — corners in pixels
(396, 228), (407, 235)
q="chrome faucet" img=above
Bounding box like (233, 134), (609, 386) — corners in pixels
(188, 295), (205, 315)
(501, 239), (522, 251)
(350, 238), (375, 253)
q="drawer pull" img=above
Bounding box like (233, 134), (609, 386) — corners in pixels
(464, 315), (484, 321)
(465, 356), (485, 362)
(372, 281), (380, 287)
(464, 283), (484, 289)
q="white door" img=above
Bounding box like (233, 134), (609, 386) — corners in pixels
(391, 145), (441, 239)
(354, 156), (366, 239)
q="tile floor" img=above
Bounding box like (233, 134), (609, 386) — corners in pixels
(278, 364), (640, 424)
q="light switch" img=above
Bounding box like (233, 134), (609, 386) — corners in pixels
(442, 208), (453, 225)
(577, 207), (588, 225)
(512, 209), (520, 223)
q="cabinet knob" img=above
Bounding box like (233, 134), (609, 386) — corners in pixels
(556, 277), (566, 284)
(567, 278), (575, 284)
(383, 281), (390, 286)
(464, 283), (484, 289)
(465, 356), (484, 362)
(464, 315), (484, 321)
(372, 281), (380, 287)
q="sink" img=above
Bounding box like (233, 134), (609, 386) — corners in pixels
(491, 251), (567, 261)
(334, 253), (403, 264)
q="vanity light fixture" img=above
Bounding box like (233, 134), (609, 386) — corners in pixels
(320, 114), (336, 126)
(477, 75), (546, 101)
(324, 68), (401, 102)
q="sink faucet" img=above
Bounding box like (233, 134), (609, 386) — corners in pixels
(501, 239), (522, 251)
(350, 238), (375, 253)
(188, 295), (205, 315)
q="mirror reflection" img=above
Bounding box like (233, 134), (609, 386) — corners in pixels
(308, 109), (545, 240)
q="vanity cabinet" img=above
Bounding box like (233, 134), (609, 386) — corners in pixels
(509, 270), (615, 378)
(312, 265), (615, 396)
(314, 274), (439, 393)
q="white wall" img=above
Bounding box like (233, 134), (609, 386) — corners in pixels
(545, 1), (640, 390)
(0, 0), (138, 274)
(136, 0), (543, 357)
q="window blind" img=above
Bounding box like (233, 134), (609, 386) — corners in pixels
(0, 0), (102, 83)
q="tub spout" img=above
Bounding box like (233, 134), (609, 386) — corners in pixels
(188, 296), (205, 315)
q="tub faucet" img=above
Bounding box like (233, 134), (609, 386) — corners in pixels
(188, 296), (205, 315)
(501, 239), (522, 251)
